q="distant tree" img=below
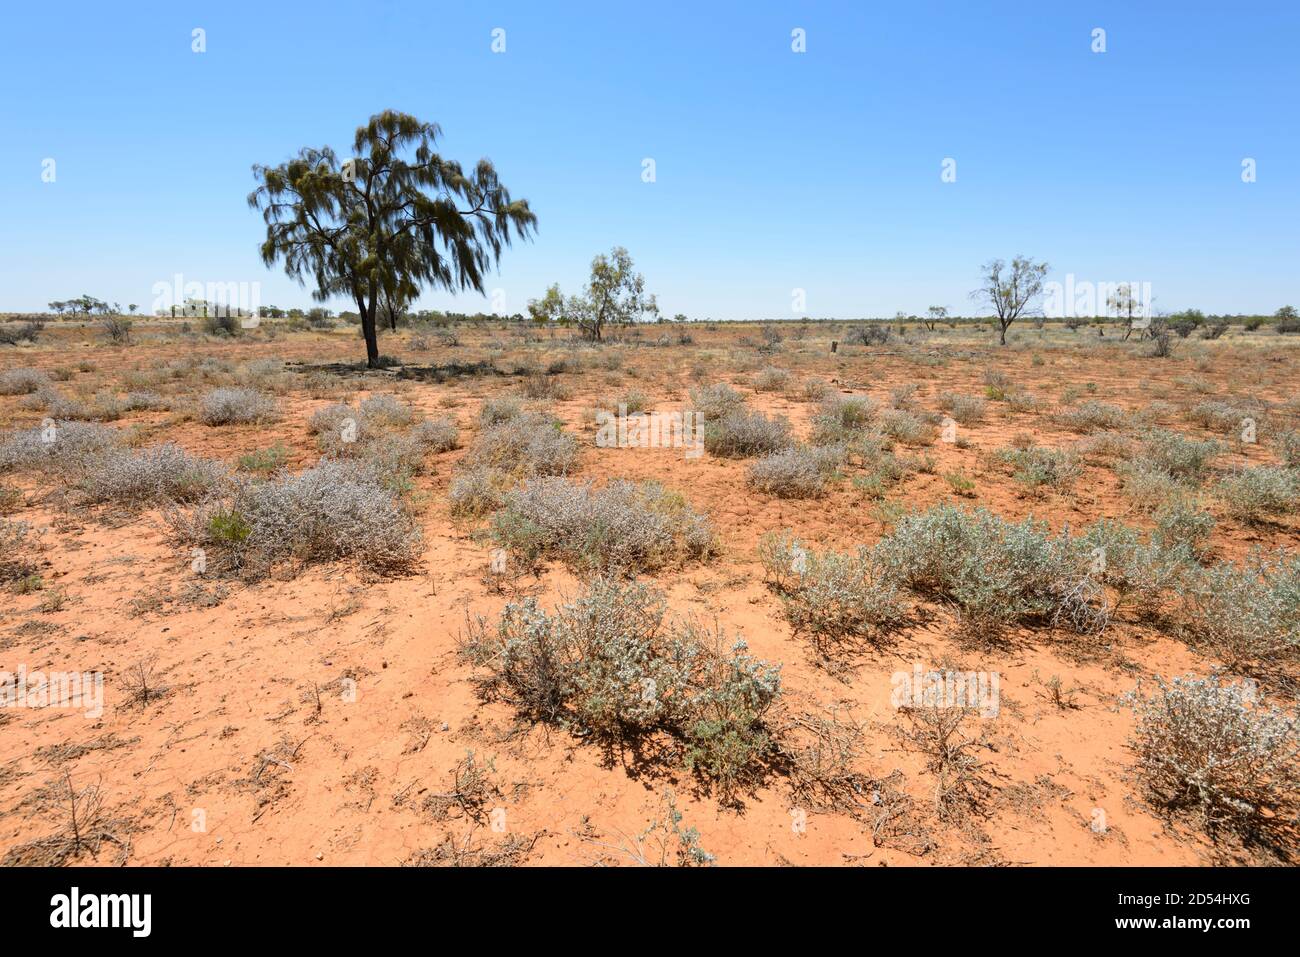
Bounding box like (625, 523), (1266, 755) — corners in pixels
(672, 313), (688, 323)
(526, 283), (565, 325)
(567, 247), (657, 342)
(1276, 305), (1298, 321)
(98, 315), (132, 344)
(924, 305), (947, 331)
(249, 110), (536, 368)
(128, 303), (138, 314)
(970, 256), (1049, 345)
(1107, 283), (1144, 340)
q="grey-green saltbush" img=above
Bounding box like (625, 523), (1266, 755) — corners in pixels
(702, 408), (793, 458)
(463, 410), (578, 477)
(746, 445), (842, 499)
(1129, 675), (1299, 840)
(198, 387), (276, 426)
(758, 531), (906, 651)
(78, 445), (226, 507)
(1181, 553), (1300, 674)
(688, 383), (744, 422)
(1215, 466), (1298, 524)
(0, 422), (119, 477)
(490, 477), (714, 574)
(461, 578), (781, 801)
(0, 368), (49, 396)
(1138, 428), (1222, 482)
(175, 460), (421, 578)
(874, 504), (1108, 637)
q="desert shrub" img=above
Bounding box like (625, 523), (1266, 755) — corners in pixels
(237, 443), (289, 475)
(448, 466), (509, 518)
(122, 391), (165, 412)
(593, 388), (649, 417)
(758, 532), (905, 651)
(519, 373), (572, 401)
(358, 393), (416, 428)
(746, 445), (842, 499)
(1276, 430), (1300, 468)
(77, 445), (226, 507)
(175, 461), (421, 578)
(411, 417), (460, 453)
(688, 383), (744, 422)
(889, 383), (919, 410)
(1214, 466), (1299, 524)
(798, 377), (831, 402)
(810, 395), (878, 444)
(1074, 431), (1136, 463)
(752, 366), (791, 392)
(702, 408), (793, 458)
(844, 324), (889, 346)
(340, 432), (431, 490)
(0, 322), (44, 346)
(1052, 400), (1126, 433)
(1005, 391), (1047, 414)
(478, 395), (526, 427)
(1129, 676), (1299, 843)
(1181, 554), (1300, 674)
(490, 478), (714, 574)
(874, 504), (1107, 637)
(0, 422), (119, 477)
(464, 411), (578, 476)
(202, 314), (241, 337)
(1081, 520), (1192, 618)
(1188, 400), (1252, 434)
(28, 390), (124, 422)
(308, 402), (365, 443)
(0, 519), (39, 583)
(995, 445), (1082, 491)
(938, 392), (985, 425)
(879, 409), (931, 446)
(1138, 429), (1222, 482)
(0, 368), (49, 395)
(1114, 460), (1192, 512)
(0, 481), (21, 515)
(851, 446), (914, 499)
(98, 314), (132, 343)
(198, 387), (276, 426)
(460, 578), (780, 800)
(1152, 497), (1216, 555)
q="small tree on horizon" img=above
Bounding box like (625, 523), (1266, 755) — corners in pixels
(970, 256), (1049, 345)
(248, 110), (536, 368)
(566, 246), (657, 342)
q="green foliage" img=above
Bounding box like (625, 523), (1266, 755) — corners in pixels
(249, 111), (536, 367)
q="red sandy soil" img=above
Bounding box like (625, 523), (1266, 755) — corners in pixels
(0, 319), (1296, 866)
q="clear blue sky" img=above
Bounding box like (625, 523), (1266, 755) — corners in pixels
(2, 0), (1297, 319)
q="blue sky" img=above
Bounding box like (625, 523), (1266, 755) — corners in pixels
(2, 1), (1297, 319)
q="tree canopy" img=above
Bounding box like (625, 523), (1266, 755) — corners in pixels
(248, 110), (536, 367)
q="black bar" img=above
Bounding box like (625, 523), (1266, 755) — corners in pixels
(0, 866), (1277, 942)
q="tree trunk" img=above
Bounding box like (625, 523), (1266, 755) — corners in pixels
(999, 321), (1008, 345)
(362, 299), (381, 368)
